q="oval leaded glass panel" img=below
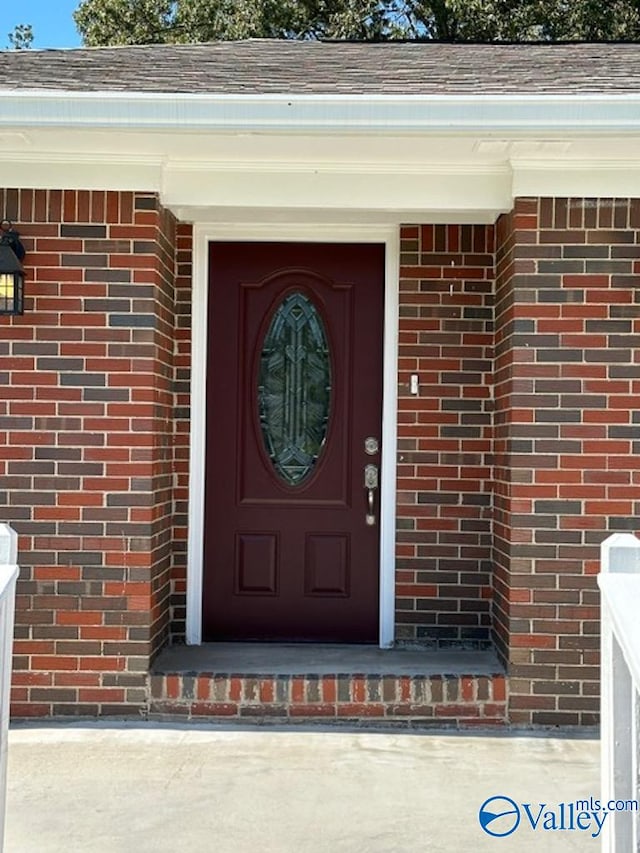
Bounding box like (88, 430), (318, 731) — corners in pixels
(258, 291), (332, 486)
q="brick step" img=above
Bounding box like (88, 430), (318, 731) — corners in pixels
(148, 670), (507, 727)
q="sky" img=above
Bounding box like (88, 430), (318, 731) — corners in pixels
(6, 0), (82, 50)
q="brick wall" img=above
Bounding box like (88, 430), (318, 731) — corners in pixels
(396, 225), (494, 646)
(495, 197), (640, 725)
(4, 193), (638, 723)
(0, 188), (178, 716)
(170, 223), (193, 640)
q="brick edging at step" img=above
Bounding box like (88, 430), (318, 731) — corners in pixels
(148, 672), (507, 725)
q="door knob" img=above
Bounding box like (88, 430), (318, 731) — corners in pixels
(364, 463), (378, 526)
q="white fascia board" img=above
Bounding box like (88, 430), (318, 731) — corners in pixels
(0, 153), (162, 191)
(161, 162), (512, 213)
(3, 90), (640, 134)
(513, 159), (640, 198)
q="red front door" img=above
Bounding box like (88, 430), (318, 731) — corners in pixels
(203, 242), (385, 642)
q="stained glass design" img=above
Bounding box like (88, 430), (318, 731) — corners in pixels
(258, 291), (332, 486)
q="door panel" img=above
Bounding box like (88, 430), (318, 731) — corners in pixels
(203, 242), (385, 642)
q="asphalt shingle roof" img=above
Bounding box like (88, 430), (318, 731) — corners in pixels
(1, 40), (639, 96)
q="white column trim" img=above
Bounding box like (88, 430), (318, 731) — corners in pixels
(185, 222), (399, 648)
(379, 228), (399, 648)
(185, 225), (209, 644)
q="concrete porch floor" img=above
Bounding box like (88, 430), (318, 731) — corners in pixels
(5, 722), (601, 853)
(151, 642), (504, 676)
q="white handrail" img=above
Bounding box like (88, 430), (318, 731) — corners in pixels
(598, 533), (640, 853)
(0, 524), (19, 853)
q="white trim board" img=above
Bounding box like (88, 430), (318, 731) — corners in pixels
(6, 90), (640, 134)
(186, 222), (399, 649)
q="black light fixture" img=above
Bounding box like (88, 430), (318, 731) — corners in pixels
(0, 219), (26, 316)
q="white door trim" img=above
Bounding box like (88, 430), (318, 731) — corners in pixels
(186, 222), (398, 648)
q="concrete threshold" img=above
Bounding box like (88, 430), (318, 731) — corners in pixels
(151, 642), (504, 676)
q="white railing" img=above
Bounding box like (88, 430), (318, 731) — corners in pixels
(0, 524), (18, 853)
(598, 533), (640, 853)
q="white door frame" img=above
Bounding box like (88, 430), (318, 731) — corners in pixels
(185, 222), (399, 648)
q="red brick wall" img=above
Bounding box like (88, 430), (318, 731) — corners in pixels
(0, 188), (177, 715)
(495, 197), (640, 725)
(396, 225), (494, 646)
(170, 223), (193, 640)
(4, 193), (638, 723)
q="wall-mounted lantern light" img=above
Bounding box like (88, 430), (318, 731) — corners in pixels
(0, 219), (26, 316)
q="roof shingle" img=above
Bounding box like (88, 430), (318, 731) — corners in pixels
(1, 40), (639, 96)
